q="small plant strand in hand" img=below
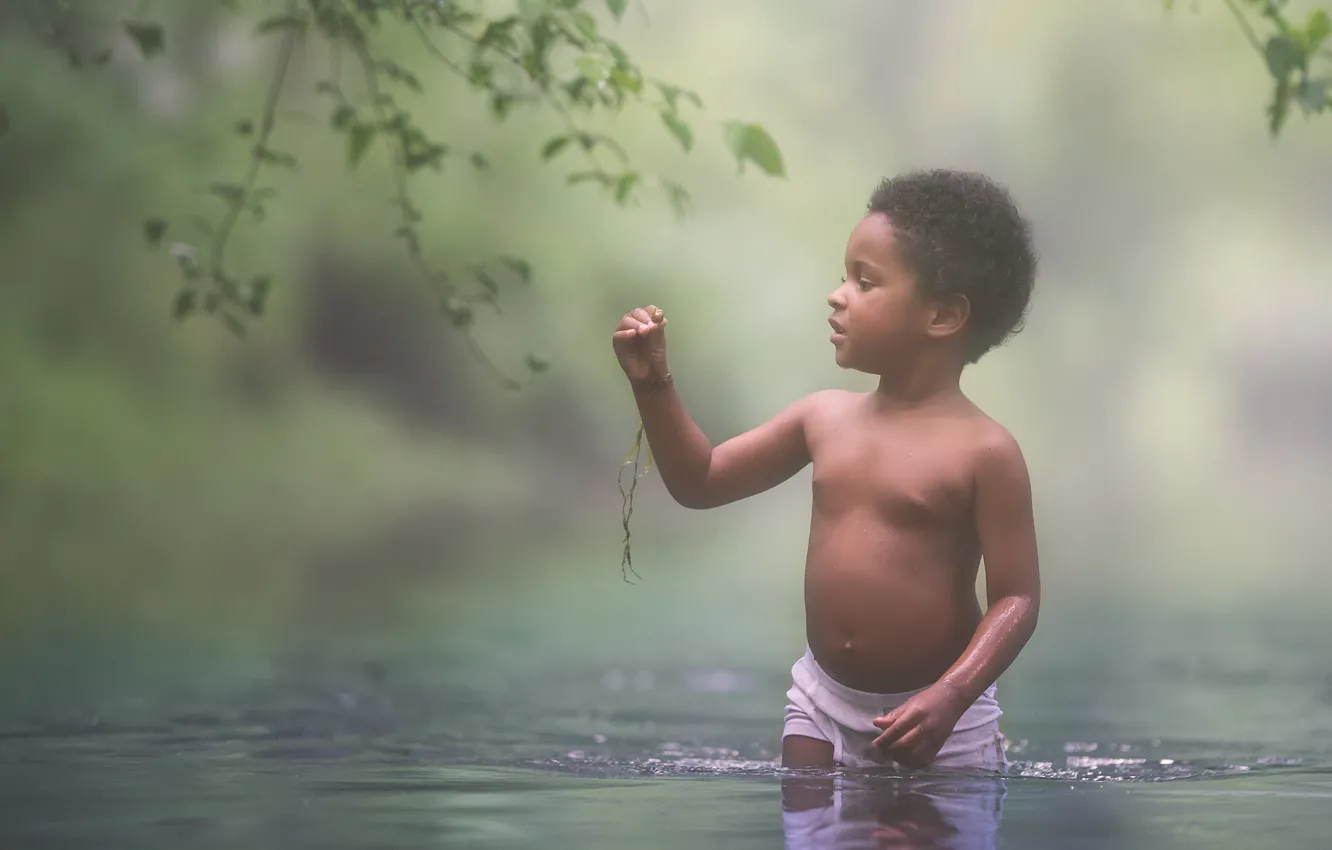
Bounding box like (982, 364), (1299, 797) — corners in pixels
(618, 419), (653, 583)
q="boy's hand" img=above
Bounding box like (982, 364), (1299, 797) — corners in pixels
(870, 681), (971, 769)
(612, 305), (669, 385)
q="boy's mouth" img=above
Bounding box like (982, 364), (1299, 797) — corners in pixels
(829, 317), (848, 342)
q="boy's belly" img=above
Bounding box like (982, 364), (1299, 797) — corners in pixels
(803, 525), (981, 694)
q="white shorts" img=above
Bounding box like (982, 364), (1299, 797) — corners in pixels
(782, 648), (1007, 771)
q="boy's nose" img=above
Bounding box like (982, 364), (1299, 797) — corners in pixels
(827, 289), (845, 309)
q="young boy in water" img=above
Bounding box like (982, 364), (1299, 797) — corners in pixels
(612, 169), (1040, 772)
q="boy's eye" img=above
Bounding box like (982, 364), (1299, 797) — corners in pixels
(857, 278), (873, 291)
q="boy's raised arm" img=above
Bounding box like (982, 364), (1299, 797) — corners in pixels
(614, 306), (813, 509)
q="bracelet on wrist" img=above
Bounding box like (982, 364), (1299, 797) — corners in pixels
(633, 371), (673, 394)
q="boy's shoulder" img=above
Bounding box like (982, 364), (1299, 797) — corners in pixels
(949, 396), (1023, 453)
(953, 402), (1028, 479)
(789, 390), (1025, 462)
(789, 388), (863, 422)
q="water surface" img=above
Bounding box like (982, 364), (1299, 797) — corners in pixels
(3, 535), (1330, 848)
(4, 632), (1330, 849)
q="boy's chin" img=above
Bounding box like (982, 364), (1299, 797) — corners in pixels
(833, 351), (882, 376)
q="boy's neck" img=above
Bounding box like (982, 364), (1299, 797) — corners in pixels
(869, 352), (964, 410)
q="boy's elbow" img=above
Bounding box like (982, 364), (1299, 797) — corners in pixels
(665, 462), (722, 509)
(671, 488), (717, 510)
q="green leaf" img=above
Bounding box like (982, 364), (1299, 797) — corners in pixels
(1296, 77), (1329, 114)
(1269, 75), (1292, 136)
(500, 256), (532, 284)
(660, 112), (693, 152)
(609, 67), (642, 94)
(606, 0), (629, 21)
(525, 352), (551, 373)
(663, 180), (691, 220)
(255, 13), (308, 36)
(445, 296), (475, 327)
(379, 60), (422, 92)
(722, 121), (786, 177)
(572, 11), (598, 40)
(576, 55), (612, 85)
(479, 16), (520, 52)
(474, 268), (500, 297)
(331, 104), (356, 130)
(1264, 34), (1305, 79)
(348, 123), (377, 167)
(568, 169), (611, 186)
(254, 147), (298, 170)
(143, 218), (168, 247)
(614, 171), (640, 204)
(490, 92), (518, 120)
(655, 82), (702, 112)
(123, 22), (166, 58)
(172, 289), (197, 320)
(221, 312), (247, 338)
(574, 132), (628, 161)
(248, 275), (272, 316)
(542, 135), (571, 160)
(608, 41), (631, 66)
(1307, 9), (1331, 50)
(209, 182), (246, 207)
(0, 104), (10, 139)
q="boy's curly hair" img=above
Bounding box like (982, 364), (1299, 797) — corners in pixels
(868, 170), (1037, 364)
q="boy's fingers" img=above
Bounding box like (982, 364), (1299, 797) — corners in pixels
(872, 725), (902, 750)
(872, 708), (900, 729)
(887, 727), (924, 755)
(872, 714), (912, 750)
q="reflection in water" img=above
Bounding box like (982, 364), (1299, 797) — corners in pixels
(782, 772), (1005, 850)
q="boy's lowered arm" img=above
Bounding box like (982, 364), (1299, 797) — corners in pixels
(938, 428), (1041, 703)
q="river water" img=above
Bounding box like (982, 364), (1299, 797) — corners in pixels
(2, 533), (1330, 848)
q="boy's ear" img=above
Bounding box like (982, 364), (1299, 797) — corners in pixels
(926, 293), (970, 339)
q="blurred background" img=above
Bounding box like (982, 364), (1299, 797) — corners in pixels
(2, 0), (1331, 804)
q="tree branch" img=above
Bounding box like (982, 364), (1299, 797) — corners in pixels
(348, 31), (525, 390)
(208, 0), (301, 293)
(1223, 0), (1265, 57)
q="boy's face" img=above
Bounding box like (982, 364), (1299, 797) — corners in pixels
(826, 212), (936, 372)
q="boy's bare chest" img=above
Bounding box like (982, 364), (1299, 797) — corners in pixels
(808, 428), (974, 523)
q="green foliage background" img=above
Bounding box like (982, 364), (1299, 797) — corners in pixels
(1, 0), (1331, 727)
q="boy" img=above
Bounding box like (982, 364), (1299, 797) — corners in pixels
(611, 169), (1040, 772)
